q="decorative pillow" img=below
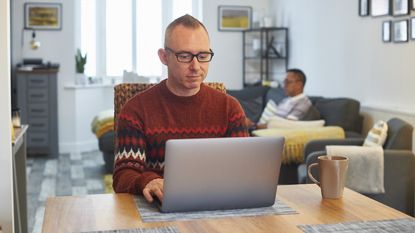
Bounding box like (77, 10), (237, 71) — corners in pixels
(300, 105), (321, 121)
(266, 115), (325, 129)
(258, 99), (279, 125)
(363, 120), (388, 147)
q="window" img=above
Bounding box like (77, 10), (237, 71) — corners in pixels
(80, 0), (201, 78)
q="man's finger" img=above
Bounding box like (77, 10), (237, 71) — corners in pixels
(143, 188), (153, 203)
(154, 188), (164, 202)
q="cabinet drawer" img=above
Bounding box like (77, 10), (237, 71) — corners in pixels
(27, 75), (48, 88)
(28, 103), (49, 117)
(28, 88), (48, 103)
(28, 133), (49, 147)
(28, 117), (49, 132)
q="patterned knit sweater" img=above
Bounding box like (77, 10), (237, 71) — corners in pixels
(113, 80), (248, 194)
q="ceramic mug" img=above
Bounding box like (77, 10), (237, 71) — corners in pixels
(308, 155), (349, 199)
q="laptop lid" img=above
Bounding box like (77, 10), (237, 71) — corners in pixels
(161, 136), (284, 212)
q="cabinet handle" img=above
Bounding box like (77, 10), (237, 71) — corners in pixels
(31, 109), (45, 113)
(31, 138), (45, 142)
(30, 94), (45, 98)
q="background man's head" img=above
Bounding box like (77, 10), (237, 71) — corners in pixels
(283, 68), (306, 97)
(158, 14), (212, 96)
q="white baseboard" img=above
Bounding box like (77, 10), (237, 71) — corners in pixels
(59, 140), (99, 154)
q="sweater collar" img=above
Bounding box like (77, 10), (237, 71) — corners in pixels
(159, 79), (206, 104)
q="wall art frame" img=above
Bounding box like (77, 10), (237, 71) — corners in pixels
(218, 5), (252, 31)
(359, 0), (370, 16)
(391, 0), (409, 16)
(393, 19), (408, 42)
(371, 0), (390, 17)
(382, 21), (392, 42)
(24, 2), (62, 30)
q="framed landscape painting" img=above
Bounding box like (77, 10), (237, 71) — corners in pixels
(218, 5), (252, 31)
(24, 3), (62, 30)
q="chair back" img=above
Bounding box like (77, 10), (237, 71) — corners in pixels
(114, 82), (226, 122)
(384, 118), (413, 150)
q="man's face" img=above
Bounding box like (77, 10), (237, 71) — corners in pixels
(159, 25), (211, 96)
(283, 72), (303, 97)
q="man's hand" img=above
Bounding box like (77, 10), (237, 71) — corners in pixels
(142, 178), (164, 203)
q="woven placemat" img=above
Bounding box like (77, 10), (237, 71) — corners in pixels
(298, 218), (415, 233)
(135, 196), (298, 222)
(79, 226), (179, 233)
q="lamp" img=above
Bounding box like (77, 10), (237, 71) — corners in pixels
(30, 30), (40, 50)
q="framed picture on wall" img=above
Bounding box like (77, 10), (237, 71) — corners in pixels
(382, 21), (391, 42)
(371, 0), (390, 17)
(411, 17), (415, 40)
(413, 0), (415, 10)
(393, 19), (408, 42)
(218, 5), (252, 31)
(24, 3), (62, 30)
(359, 0), (370, 16)
(391, 0), (409, 16)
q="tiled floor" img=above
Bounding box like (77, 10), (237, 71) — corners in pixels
(26, 150), (108, 233)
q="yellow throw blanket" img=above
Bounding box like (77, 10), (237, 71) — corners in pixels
(253, 126), (345, 164)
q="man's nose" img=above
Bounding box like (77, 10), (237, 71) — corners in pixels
(189, 57), (201, 70)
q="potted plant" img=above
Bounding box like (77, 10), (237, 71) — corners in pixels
(75, 48), (87, 85)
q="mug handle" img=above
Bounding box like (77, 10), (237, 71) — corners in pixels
(307, 163), (320, 186)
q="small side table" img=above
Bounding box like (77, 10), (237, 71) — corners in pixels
(12, 125), (28, 233)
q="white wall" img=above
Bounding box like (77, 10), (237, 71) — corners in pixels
(203, 0), (270, 89)
(271, 0), (415, 112)
(271, 0), (415, 149)
(11, 0), (270, 153)
(0, 0), (14, 232)
(12, 0), (80, 154)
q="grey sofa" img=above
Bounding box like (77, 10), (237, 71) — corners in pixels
(298, 118), (415, 216)
(227, 86), (363, 138)
(227, 85), (364, 184)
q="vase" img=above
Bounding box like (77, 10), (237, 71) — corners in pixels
(75, 73), (87, 85)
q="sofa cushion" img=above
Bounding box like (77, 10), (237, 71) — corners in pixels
(313, 98), (360, 132)
(364, 120), (388, 147)
(227, 86), (269, 122)
(265, 86), (286, 104)
(301, 105), (321, 121)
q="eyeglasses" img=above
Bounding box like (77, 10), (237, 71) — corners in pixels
(283, 79), (299, 85)
(165, 47), (214, 63)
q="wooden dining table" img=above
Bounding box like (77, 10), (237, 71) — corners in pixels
(42, 184), (412, 233)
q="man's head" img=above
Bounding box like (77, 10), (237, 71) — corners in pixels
(158, 14), (213, 96)
(283, 68), (306, 97)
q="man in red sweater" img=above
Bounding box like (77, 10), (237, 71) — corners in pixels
(113, 14), (248, 203)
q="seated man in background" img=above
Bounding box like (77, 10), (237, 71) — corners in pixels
(247, 68), (312, 130)
(112, 15), (248, 203)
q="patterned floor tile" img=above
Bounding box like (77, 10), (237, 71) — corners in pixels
(27, 150), (107, 233)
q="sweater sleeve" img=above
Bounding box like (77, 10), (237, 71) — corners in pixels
(226, 97), (249, 137)
(112, 110), (162, 195)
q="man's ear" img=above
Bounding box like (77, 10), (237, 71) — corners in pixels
(158, 48), (168, 65)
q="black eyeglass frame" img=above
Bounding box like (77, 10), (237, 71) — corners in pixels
(165, 47), (214, 63)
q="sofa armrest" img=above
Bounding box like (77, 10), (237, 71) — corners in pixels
(365, 149), (415, 216)
(304, 151), (326, 183)
(304, 138), (364, 161)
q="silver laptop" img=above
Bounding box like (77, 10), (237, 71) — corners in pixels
(159, 136), (284, 212)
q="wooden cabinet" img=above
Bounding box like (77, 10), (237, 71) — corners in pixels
(243, 27), (289, 86)
(16, 69), (59, 157)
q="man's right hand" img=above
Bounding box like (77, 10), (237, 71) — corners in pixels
(142, 178), (164, 203)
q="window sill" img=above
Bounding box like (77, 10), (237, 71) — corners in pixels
(64, 82), (118, 90)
